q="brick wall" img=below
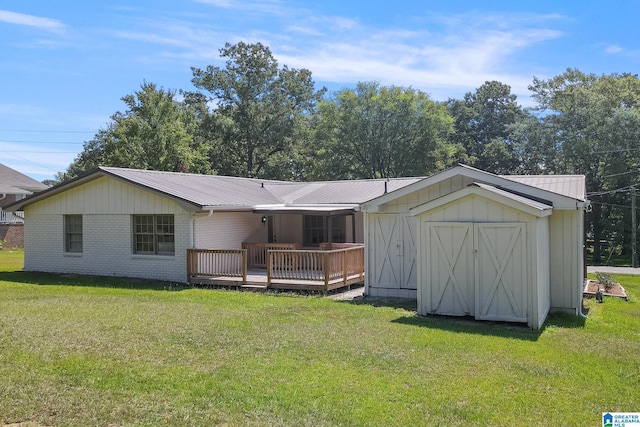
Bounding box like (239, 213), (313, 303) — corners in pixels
(0, 223), (24, 248)
(24, 213), (192, 283)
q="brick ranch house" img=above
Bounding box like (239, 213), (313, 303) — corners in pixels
(6, 164), (588, 329)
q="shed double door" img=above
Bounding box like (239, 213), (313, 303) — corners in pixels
(423, 222), (527, 323)
(371, 215), (417, 289)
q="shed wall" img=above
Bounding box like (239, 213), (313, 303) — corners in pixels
(548, 209), (582, 312)
(413, 194), (546, 328)
(535, 216), (551, 328)
(380, 175), (475, 214)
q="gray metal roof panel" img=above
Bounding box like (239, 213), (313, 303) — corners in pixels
(500, 175), (586, 200)
(273, 178), (422, 205)
(101, 167), (282, 207)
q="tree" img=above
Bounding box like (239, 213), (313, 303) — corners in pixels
(447, 81), (527, 174)
(66, 82), (212, 178)
(190, 41), (325, 179)
(309, 82), (455, 179)
(529, 69), (640, 262)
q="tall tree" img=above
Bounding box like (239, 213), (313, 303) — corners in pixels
(66, 82), (212, 178)
(447, 81), (527, 173)
(529, 69), (640, 262)
(309, 82), (455, 179)
(190, 42), (325, 179)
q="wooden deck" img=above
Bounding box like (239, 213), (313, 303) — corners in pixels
(187, 244), (365, 294)
(189, 268), (365, 293)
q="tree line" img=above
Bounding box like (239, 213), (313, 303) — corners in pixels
(61, 42), (640, 264)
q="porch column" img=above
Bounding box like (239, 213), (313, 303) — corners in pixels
(327, 215), (333, 244)
(352, 214), (356, 243)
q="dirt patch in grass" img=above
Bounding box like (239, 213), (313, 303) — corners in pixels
(584, 279), (628, 300)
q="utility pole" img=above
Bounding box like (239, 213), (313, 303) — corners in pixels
(633, 187), (637, 268)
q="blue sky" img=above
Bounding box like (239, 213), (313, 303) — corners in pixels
(2, 0), (639, 182)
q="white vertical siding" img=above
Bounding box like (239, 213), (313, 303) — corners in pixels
(27, 176), (185, 215)
(548, 210), (581, 312)
(194, 211), (267, 249)
(535, 216), (551, 328)
(365, 214), (417, 298)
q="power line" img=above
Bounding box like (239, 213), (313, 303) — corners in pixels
(1, 151), (78, 154)
(602, 168), (640, 178)
(591, 201), (634, 210)
(588, 185), (636, 196)
(2, 152), (63, 174)
(0, 129), (95, 134)
(0, 140), (84, 144)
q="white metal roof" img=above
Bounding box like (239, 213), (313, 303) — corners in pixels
(501, 175), (586, 200)
(362, 164), (587, 211)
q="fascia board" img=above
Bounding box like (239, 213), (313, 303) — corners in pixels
(409, 186), (552, 218)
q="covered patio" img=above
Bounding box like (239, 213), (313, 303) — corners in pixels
(186, 243), (365, 294)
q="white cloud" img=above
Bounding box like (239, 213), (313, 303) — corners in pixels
(0, 9), (65, 32)
(605, 44), (623, 54)
(108, 6), (564, 102)
(271, 12), (563, 101)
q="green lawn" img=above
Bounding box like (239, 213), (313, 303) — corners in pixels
(1, 251), (638, 426)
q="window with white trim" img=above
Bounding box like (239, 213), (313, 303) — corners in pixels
(133, 215), (175, 255)
(64, 215), (83, 253)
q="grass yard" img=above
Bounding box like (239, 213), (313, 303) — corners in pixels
(1, 251), (639, 426)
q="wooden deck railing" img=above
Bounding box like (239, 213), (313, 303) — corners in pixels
(187, 249), (247, 283)
(242, 242), (299, 268)
(267, 245), (364, 292)
(0, 209), (24, 224)
(187, 245), (365, 293)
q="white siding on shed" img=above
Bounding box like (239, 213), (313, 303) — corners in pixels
(548, 210), (583, 313)
(365, 214), (417, 298)
(412, 192), (550, 329)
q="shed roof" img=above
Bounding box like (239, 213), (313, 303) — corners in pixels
(0, 163), (49, 194)
(498, 175), (586, 200)
(362, 164), (587, 211)
(410, 182), (553, 218)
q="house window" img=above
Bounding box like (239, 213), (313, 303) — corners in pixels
(133, 215), (175, 255)
(64, 215), (83, 253)
(303, 215), (346, 246)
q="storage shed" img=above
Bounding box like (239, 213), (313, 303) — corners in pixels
(361, 164), (588, 329)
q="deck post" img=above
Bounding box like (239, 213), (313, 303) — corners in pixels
(241, 249), (248, 285)
(323, 251), (330, 295)
(267, 251), (272, 288)
(186, 249), (193, 284)
(343, 249), (348, 286)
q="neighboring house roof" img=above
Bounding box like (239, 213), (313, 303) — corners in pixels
(0, 163), (49, 195)
(362, 164), (587, 211)
(4, 166), (421, 213)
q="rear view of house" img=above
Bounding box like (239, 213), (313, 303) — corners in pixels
(6, 164), (588, 329)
